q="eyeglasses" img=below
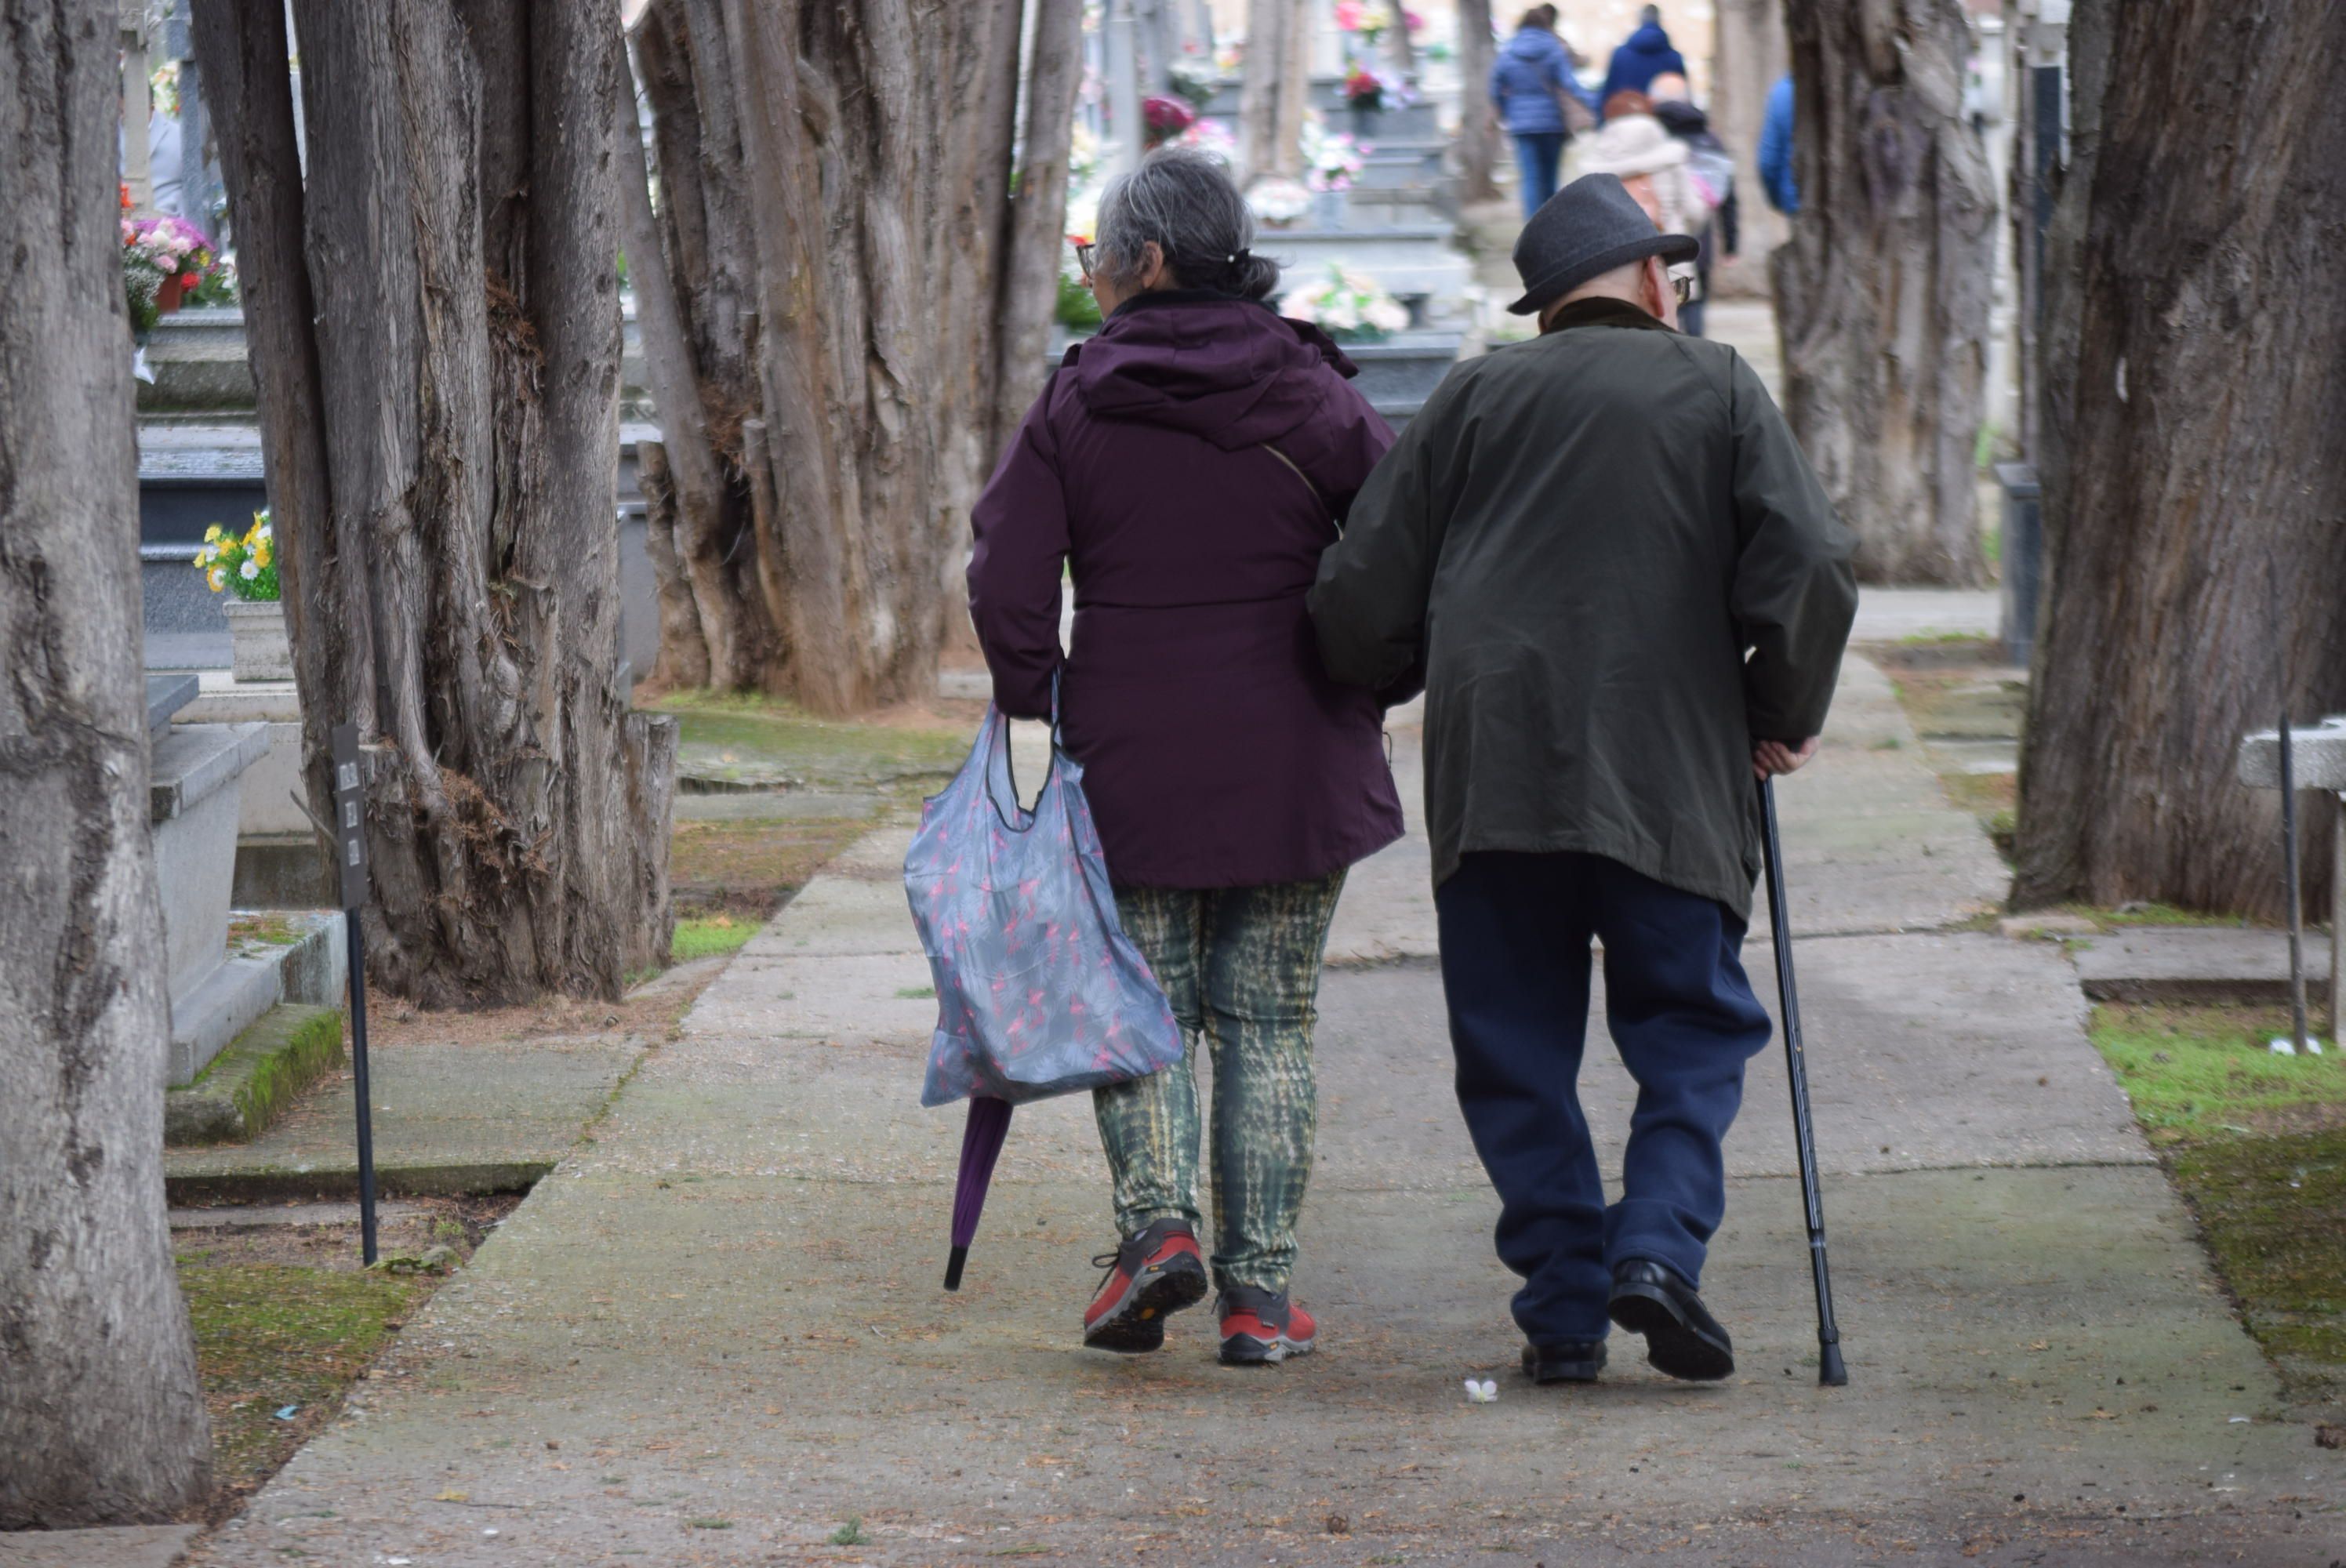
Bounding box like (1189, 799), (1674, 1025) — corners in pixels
(1669, 269), (1695, 306)
(1073, 240), (1097, 282)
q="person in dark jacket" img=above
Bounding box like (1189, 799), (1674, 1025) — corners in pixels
(1309, 174), (1856, 1387)
(1491, 6), (1596, 218)
(969, 148), (1402, 1369)
(1599, 6), (1689, 106)
(1759, 73), (1799, 214)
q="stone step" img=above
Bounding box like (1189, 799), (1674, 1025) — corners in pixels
(165, 1001), (346, 1147)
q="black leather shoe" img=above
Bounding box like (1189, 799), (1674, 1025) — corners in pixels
(1607, 1259), (1734, 1381)
(1521, 1338), (1607, 1384)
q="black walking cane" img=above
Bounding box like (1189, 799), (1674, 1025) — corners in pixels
(1756, 776), (1848, 1386)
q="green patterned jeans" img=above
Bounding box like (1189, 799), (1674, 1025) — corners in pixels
(1094, 872), (1347, 1295)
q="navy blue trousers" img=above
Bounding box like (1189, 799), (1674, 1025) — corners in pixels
(1436, 851), (1772, 1345)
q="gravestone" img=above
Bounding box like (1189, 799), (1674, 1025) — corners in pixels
(2235, 717), (2346, 1034)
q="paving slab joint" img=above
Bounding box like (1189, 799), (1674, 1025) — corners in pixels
(164, 1002), (343, 1146)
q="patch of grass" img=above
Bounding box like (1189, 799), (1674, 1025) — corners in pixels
(827, 1516), (869, 1545)
(2091, 1003), (2346, 1144)
(672, 914), (758, 963)
(2089, 1002), (2346, 1403)
(647, 691), (971, 790)
(1896, 630), (1998, 649)
(669, 815), (870, 920)
(688, 1518), (735, 1530)
(895, 985), (935, 1000)
(227, 913), (302, 946)
(2170, 1129), (2346, 1383)
(181, 1260), (427, 1510)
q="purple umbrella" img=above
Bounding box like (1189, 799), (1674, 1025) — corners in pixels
(944, 1095), (1014, 1290)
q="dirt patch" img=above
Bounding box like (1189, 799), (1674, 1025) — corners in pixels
(177, 1195), (521, 1522)
(670, 814), (871, 924)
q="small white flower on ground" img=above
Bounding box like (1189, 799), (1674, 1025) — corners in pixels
(2269, 1037), (2297, 1056)
(1464, 1377), (1498, 1403)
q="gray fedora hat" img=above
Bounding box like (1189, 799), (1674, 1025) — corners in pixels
(1505, 172), (1700, 316)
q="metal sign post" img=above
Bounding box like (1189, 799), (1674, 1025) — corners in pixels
(330, 724), (380, 1265)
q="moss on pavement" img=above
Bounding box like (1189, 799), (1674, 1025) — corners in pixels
(2090, 1001), (2346, 1406)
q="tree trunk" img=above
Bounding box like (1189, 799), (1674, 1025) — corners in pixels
(1457, 0), (1500, 203)
(1709, 0), (1788, 295)
(1242, 0), (1311, 180)
(2014, 0), (2346, 916)
(995, 0), (1090, 456)
(195, 0), (677, 1007)
(0, 0), (212, 1523)
(1771, 0), (1995, 585)
(624, 0), (1040, 713)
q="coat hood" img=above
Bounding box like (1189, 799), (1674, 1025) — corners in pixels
(1066, 292), (1360, 452)
(1622, 21), (1675, 55)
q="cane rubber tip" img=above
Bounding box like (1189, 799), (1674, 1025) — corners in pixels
(943, 1245), (968, 1293)
(1818, 1343), (1848, 1387)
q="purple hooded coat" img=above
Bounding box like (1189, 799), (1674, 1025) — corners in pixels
(968, 292), (1405, 890)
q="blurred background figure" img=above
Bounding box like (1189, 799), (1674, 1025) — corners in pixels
(1759, 71), (1799, 216)
(1647, 76), (1738, 339)
(1598, 4), (1688, 107)
(1491, 5), (1598, 220)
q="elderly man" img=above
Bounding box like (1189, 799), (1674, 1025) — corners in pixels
(1309, 174), (1856, 1385)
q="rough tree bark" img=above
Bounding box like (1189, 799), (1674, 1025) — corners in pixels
(993, 0), (1091, 456)
(1773, 0), (1995, 585)
(2014, 0), (2346, 916)
(1457, 0), (1500, 203)
(1709, 0), (1787, 294)
(0, 0), (212, 1523)
(624, 0), (1061, 712)
(1241, 0), (1313, 180)
(194, 0), (677, 1006)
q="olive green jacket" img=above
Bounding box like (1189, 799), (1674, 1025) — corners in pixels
(1308, 297), (1858, 917)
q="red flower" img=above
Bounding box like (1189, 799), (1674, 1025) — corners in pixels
(179, 271), (200, 290)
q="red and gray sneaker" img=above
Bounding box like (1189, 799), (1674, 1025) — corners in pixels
(1083, 1218), (1208, 1353)
(1217, 1284), (1316, 1366)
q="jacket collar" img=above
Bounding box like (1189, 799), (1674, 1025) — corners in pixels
(1540, 295), (1672, 336)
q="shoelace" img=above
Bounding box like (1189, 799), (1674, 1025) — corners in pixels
(1090, 1249), (1128, 1295)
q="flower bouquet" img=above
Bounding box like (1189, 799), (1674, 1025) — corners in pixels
(1301, 120), (1368, 193)
(1245, 176), (1313, 229)
(1178, 116), (1238, 166)
(1280, 264), (1411, 341)
(194, 511), (279, 601)
(1142, 94), (1197, 150)
(123, 213), (230, 336)
(1344, 67), (1384, 113)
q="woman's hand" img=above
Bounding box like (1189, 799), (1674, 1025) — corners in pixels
(1752, 736), (1820, 780)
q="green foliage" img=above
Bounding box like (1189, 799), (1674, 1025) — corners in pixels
(180, 1261), (426, 1492)
(195, 510), (281, 602)
(672, 915), (758, 963)
(1056, 270), (1103, 329)
(2090, 1004), (2346, 1142)
(827, 1517), (868, 1545)
(2171, 1129), (2346, 1377)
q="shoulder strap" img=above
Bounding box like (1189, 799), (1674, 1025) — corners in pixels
(1261, 442), (1341, 538)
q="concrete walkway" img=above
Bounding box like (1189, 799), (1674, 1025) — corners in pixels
(180, 638), (2341, 1566)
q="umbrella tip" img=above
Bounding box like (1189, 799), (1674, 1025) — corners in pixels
(944, 1244), (968, 1292)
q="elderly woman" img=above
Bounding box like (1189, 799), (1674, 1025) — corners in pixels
(968, 148), (1402, 1367)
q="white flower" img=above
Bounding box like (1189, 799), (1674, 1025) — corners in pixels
(1464, 1377), (1498, 1403)
(239, 559), (260, 580)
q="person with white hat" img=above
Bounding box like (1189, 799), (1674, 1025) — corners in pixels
(1577, 105), (1705, 268)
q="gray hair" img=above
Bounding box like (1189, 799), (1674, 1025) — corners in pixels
(1093, 147), (1282, 302)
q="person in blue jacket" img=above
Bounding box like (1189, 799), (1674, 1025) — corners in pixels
(1758, 73), (1799, 215)
(1599, 6), (1689, 106)
(1491, 5), (1596, 219)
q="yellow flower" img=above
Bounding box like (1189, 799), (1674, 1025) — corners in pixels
(204, 524), (223, 543)
(207, 568), (226, 591)
(254, 539), (271, 568)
